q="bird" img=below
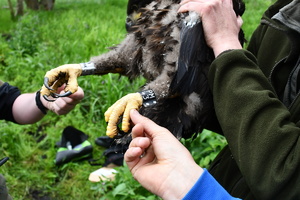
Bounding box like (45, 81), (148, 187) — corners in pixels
(41, 0), (245, 140)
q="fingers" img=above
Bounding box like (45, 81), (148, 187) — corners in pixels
(179, 0), (242, 56)
(180, 0), (205, 5)
(66, 86), (84, 101)
(125, 137), (151, 163)
(46, 97), (75, 115)
(130, 109), (153, 126)
(131, 123), (146, 138)
(178, 0), (205, 13)
(47, 98), (77, 115)
(130, 109), (170, 139)
(125, 146), (144, 163)
(44, 86), (84, 115)
(125, 136), (154, 172)
(178, 0), (235, 17)
(129, 136), (151, 150)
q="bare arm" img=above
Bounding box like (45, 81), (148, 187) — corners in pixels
(12, 87), (84, 124)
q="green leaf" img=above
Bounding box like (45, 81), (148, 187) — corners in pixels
(112, 183), (127, 197)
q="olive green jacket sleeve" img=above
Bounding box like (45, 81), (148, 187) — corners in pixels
(208, 49), (300, 199)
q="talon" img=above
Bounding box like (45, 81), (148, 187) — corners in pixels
(113, 131), (127, 139)
(105, 93), (143, 138)
(114, 122), (128, 139)
(43, 94), (56, 102)
(50, 92), (59, 98)
(44, 77), (54, 91)
(55, 91), (73, 98)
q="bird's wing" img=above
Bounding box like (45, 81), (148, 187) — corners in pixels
(170, 13), (214, 96)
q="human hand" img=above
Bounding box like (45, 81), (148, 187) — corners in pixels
(125, 109), (203, 200)
(178, 0), (243, 56)
(41, 85), (84, 115)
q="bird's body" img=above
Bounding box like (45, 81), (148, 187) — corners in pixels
(88, 0), (245, 139)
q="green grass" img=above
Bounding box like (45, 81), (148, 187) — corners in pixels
(0, 0), (275, 199)
(242, 0), (276, 43)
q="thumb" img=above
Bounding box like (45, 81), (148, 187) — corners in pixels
(130, 109), (153, 126)
(130, 109), (169, 138)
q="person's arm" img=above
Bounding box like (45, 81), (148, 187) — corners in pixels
(125, 110), (241, 200)
(178, 0), (300, 198)
(210, 49), (300, 199)
(12, 86), (84, 124)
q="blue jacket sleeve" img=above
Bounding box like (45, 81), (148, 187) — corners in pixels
(183, 169), (241, 200)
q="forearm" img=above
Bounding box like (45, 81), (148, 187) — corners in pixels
(13, 86), (83, 124)
(12, 92), (46, 124)
(209, 49), (300, 198)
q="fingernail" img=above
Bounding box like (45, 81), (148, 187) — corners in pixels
(130, 109), (139, 115)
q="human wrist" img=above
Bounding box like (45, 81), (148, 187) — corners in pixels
(162, 162), (203, 200)
(36, 91), (48, 114)
(212, 38), (243, 57)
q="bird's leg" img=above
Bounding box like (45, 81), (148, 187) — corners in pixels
(41, 33), (138, 101)
(104, 90), (157, 138)
(41, 64), (85, 101)
(105, 93), (143, 138)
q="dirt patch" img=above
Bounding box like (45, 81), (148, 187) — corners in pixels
(29, 189), (52, 200)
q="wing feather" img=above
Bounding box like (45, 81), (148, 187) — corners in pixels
(170, 14), (214, 96)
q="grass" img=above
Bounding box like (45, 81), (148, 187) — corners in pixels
(0, 0), (275, 199)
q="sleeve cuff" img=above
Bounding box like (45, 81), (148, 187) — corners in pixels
(183, 169), (241, 200)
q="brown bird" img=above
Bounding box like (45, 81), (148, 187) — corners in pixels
(41, 0), (245, 140)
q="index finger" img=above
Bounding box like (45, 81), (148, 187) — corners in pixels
(65, 86), (84, 101)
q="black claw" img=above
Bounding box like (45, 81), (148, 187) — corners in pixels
(112, 115), (132, 139)
(44, 77), (54, 91)
(55, 91), (73, 97)
(43, 94), (56, 102)
(113, 128), (127, 139)
(42, 91), (72, 102)
(105, 115), (132, 139)
(50, 93), (59, 98)
(117, 115), (123, 125)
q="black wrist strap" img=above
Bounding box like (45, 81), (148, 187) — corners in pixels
(138, 90), (157, 107)
(36, 90), (48, 114)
